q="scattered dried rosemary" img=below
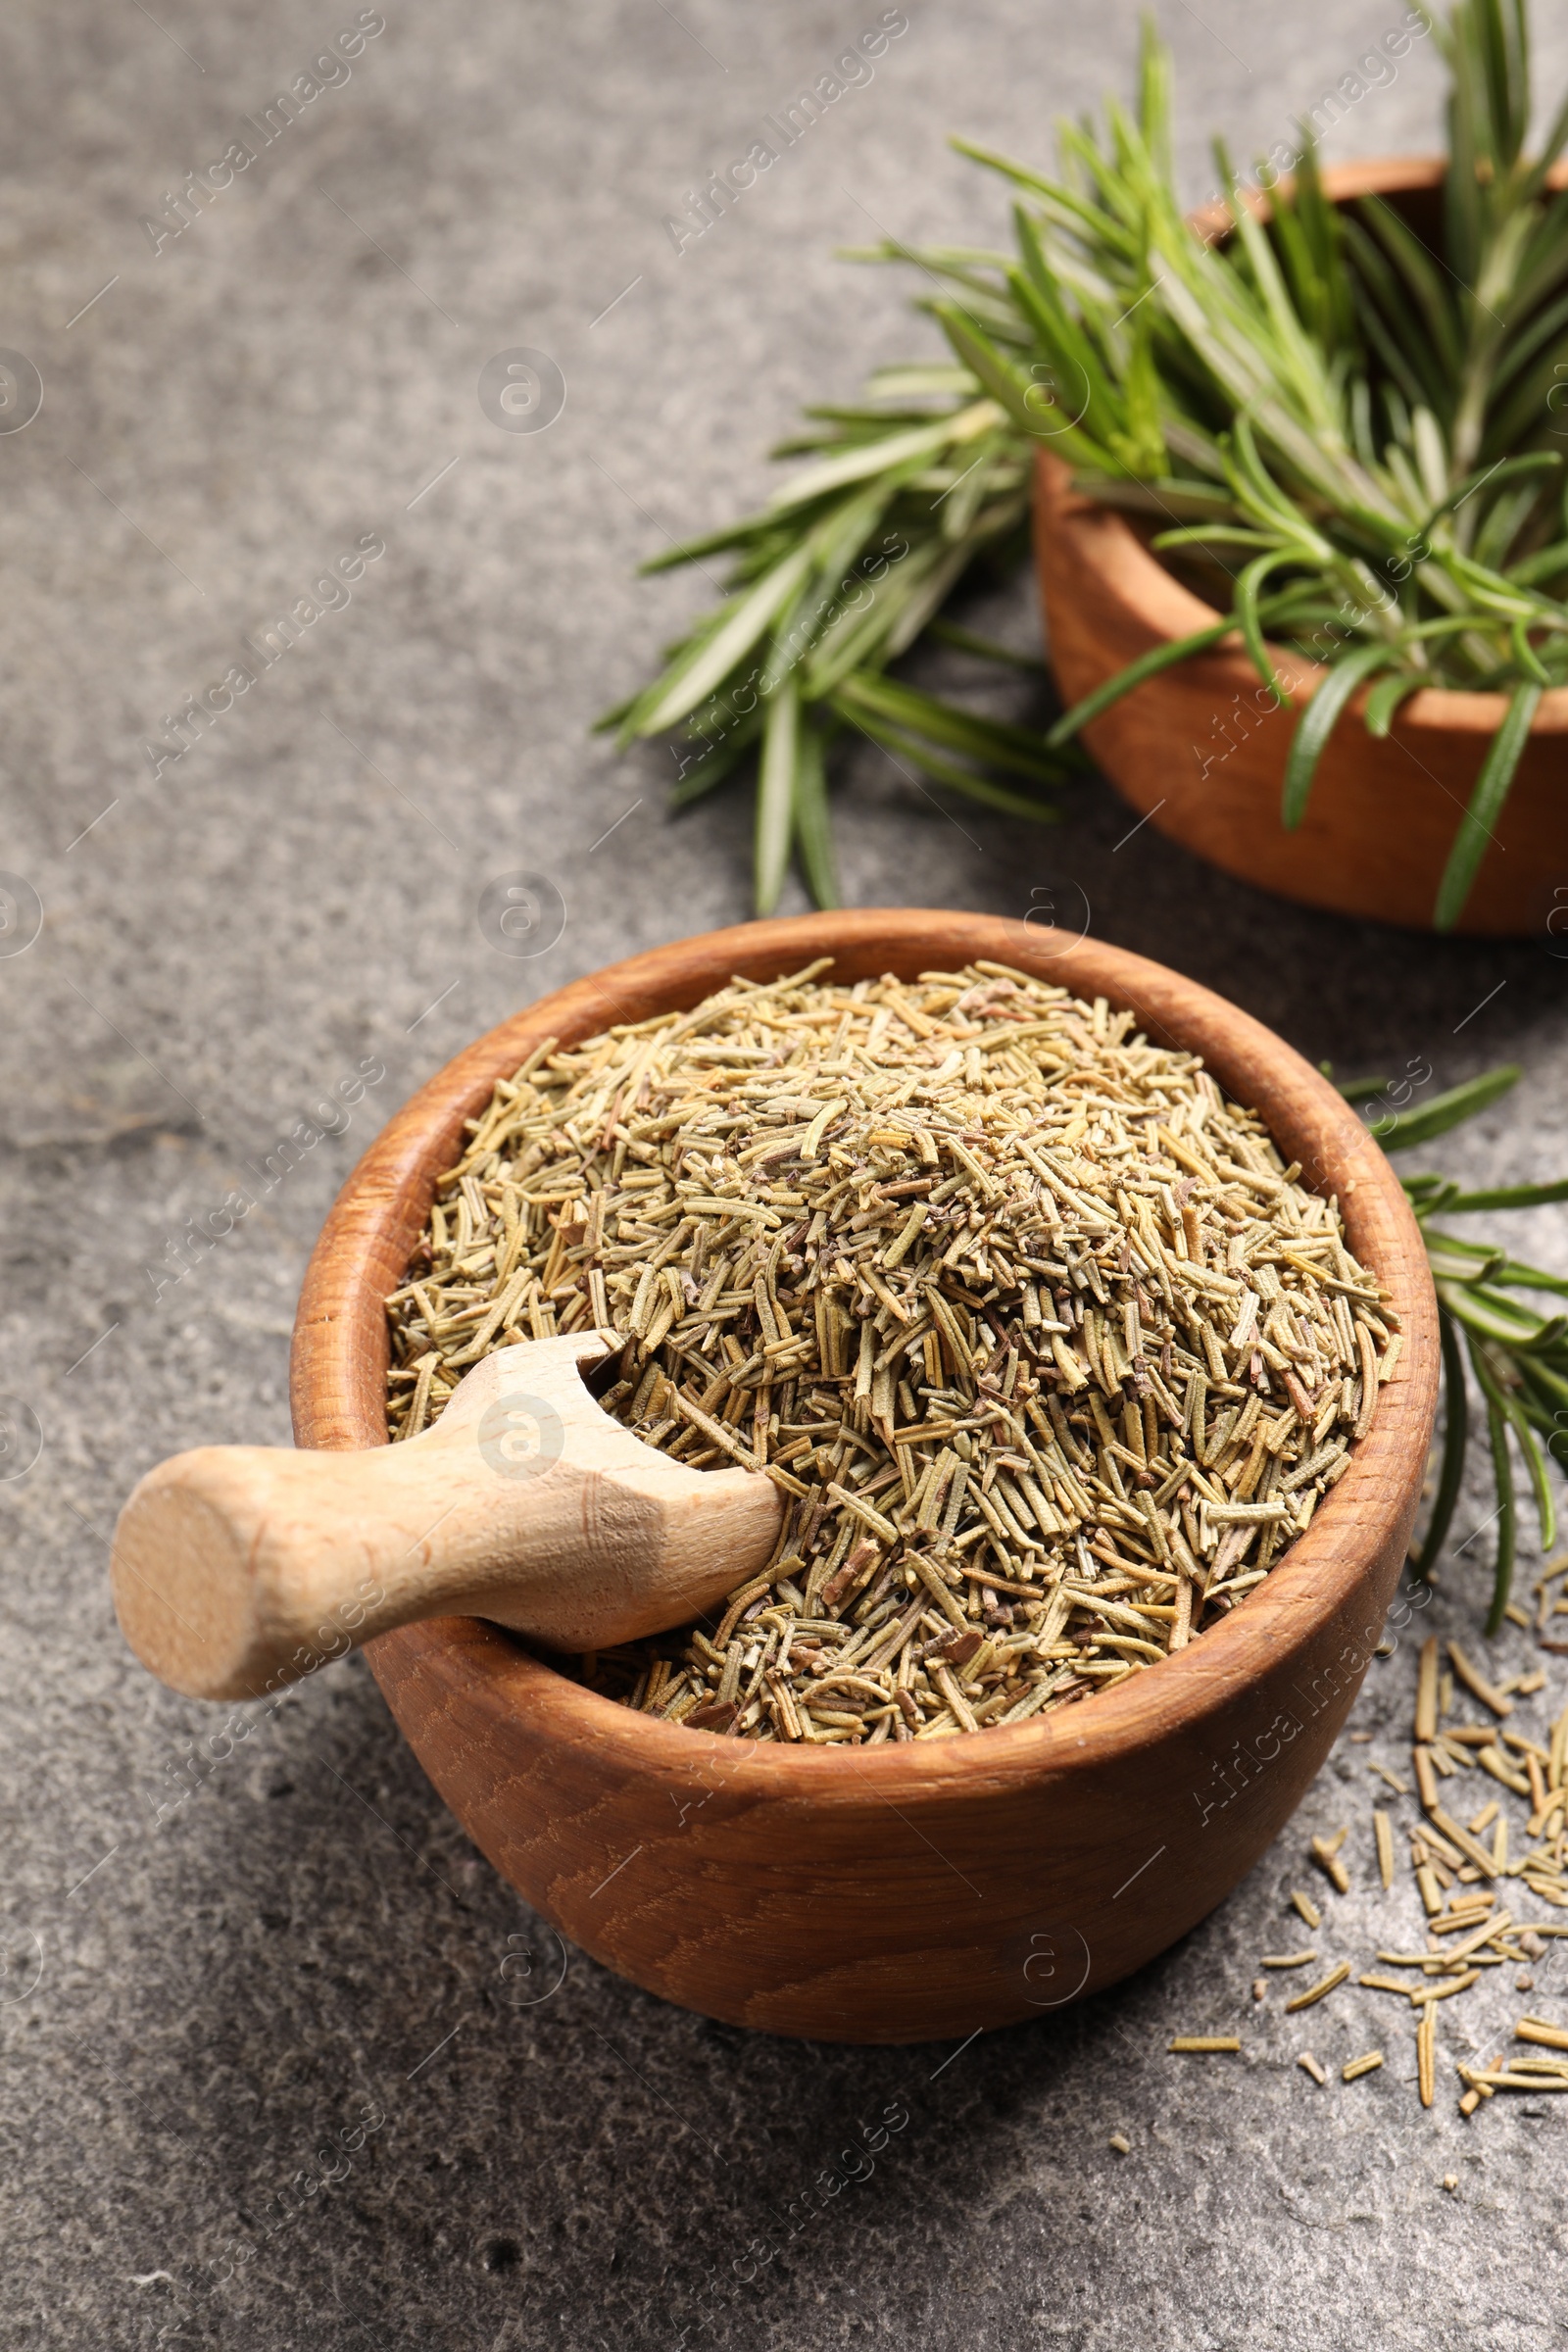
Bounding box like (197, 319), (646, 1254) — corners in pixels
(385, 958), (1395, 1740)
(1236, 1602), (1568, 2110)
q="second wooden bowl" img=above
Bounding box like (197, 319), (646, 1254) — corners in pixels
(292, 910), (1437, 2042)
(1035, 158), (1568, 938)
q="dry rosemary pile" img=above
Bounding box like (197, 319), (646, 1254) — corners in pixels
(385, 958), (1396, 1740)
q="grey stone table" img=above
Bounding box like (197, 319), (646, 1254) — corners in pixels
(5, 4), (1568, 2345)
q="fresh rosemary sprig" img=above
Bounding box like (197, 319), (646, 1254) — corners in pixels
(1338, 1062), (1568, 1632)
(598, 367), (1082, 911)
(607, 1), (1568, 924)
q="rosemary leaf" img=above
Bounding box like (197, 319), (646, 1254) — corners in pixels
(1282, 644), (1393, 828)
(1434, 681), (1544, 930)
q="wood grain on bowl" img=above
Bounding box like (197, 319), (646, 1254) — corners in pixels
(292, 911), (1438, 2042)
(1036, 158), (1568, 938)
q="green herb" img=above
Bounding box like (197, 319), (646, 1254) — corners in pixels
(607, 1), (1568, 926)
(1338, 1060), (1568, 1631)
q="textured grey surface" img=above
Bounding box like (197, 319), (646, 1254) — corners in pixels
(5, 2), (1568, 2346)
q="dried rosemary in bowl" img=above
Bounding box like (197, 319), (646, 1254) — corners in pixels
(385, 959), (1397, 1741)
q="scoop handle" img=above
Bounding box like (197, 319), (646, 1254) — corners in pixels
(111, 1339), (782, 1700)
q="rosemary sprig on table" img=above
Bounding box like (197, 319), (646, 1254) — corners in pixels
(607, 0), (1568, 924)
(1340, 1062), (1568, 1632)
(598, 369), (1081, 912)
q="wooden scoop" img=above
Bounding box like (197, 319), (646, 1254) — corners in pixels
(111, 1330), (784, 1703)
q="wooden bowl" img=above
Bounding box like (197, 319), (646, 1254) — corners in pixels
(292, 910), (1437, 2042)
(1036, 157), (1568, 938)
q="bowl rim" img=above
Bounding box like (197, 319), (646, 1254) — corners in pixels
(1040, 152), (1568, 742)
(292, 908), (1438, 1791)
